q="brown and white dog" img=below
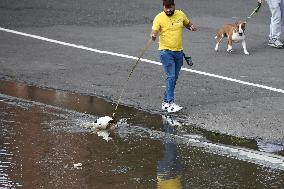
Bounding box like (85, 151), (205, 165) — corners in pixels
(214, 21), (249, 55)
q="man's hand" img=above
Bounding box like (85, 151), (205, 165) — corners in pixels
(190, 25), (197, 31)
(151, 30), (158, 41)
(185, 23), (197, 31)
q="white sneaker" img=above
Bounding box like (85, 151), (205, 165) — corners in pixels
(162, 102), (170, 111)
(167, 103), (183, 113)
(162, 115), (182, 126)
(268, 38), (284, 48)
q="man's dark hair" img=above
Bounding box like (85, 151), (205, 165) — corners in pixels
(163, 0), (175, 6)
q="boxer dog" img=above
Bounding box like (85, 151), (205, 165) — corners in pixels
(214, 21), (249, 55)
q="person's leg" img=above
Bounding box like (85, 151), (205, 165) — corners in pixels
(162, 51), (183, 113)
(173, 51), (184, 88)
(160, 50), (175, 103)
(281, 0), (284, 19)
(267, 0), (282, 39)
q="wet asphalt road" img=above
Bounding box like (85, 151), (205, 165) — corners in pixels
(0, 0), (283, 142)
(0, 81), (284, 188)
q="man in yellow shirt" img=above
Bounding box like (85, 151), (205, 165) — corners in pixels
(151, 0), (197, 113)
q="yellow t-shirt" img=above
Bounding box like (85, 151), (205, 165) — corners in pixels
(152, 10), (190, 51)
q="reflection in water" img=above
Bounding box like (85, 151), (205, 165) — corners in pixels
(96, 130), (113, 141)
(84, 123), (116, 142)
(157, 116), (183, 189)
(82, 118), (126, 142)
(0, 81), (114, 116)
(0, 97), (161, 188)
(0, 80), (163, 127)
(1, 80), (284, 188)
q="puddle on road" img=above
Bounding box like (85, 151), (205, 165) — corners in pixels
(0, 79), (284, 188)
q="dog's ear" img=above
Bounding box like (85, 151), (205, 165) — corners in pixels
(241, 22), (246, 30)
(109, 116), (117, 124)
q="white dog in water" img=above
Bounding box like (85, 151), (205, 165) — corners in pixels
(83, 116), (117, 141)
(93, 116), (116, 130)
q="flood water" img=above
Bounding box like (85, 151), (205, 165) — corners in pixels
(0, 80), (284, 188)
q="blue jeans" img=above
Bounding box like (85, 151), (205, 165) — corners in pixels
(160, 50), (183, 103)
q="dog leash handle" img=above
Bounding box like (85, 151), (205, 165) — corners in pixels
(247, 2), (262, 19)
(183, 53), (193, 66)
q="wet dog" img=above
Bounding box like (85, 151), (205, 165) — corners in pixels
(214, 21), (249, 55)
(93, 116), (117, 130)
(91, 116), (117, 141)
(82, 116), (118, 141)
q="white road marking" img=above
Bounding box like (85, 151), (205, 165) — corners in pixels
(138, 126), (284, 171)
(1, 27), (284, 94)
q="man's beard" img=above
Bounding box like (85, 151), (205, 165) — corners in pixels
(164, 10), (175, 16)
